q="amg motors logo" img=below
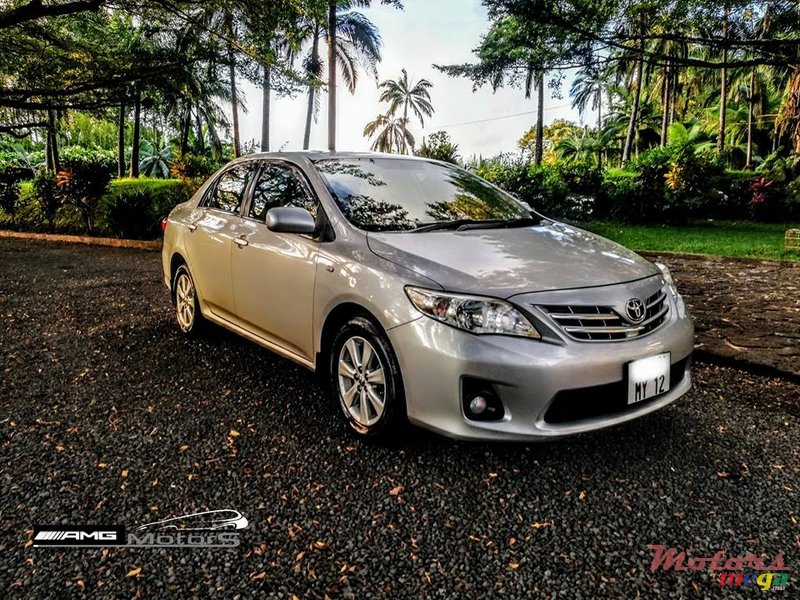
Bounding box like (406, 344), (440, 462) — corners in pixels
(33, 510), (248, 549)
(33, 525), (126, 547)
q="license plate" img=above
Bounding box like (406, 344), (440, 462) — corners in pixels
(627, 353), (671, 405)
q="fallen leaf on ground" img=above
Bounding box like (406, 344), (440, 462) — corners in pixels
(126, 567), (141, 577)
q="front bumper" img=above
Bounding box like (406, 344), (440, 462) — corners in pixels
(387, 294), (694, 441)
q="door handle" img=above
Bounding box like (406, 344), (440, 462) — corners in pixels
(234, 236), (249, 248)
(187, 223), (197, 232)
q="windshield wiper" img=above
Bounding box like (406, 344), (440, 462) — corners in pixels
(409, 219), (492, 233)
(409, 216), (545, 233)
(455, 217), (542, 231)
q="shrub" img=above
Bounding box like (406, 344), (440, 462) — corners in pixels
(170, 153), (215, 194)
(56, 161), (111, 233)
(596, 170), (637, 219)
(32, 170), (60, 231)
(0, 166), (25, 225)
(472, 156), (596, 220)
(98, 178), (190, 239)
(60, 146), (116, 175)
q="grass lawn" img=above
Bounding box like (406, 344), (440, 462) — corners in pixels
(583, 220), (800, 261)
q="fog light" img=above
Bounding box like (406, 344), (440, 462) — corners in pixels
(469, 395), (488, 415)
(462, 378), (505, 421)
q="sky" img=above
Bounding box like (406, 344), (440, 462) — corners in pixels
(236, 0), (585, 159)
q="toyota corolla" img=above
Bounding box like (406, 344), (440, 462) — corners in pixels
(162, 152), (693, 440)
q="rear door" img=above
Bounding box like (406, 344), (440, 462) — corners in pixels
(230, 161), (321, 361)
(184, 163), (256, 318)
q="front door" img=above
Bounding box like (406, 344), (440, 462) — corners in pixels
(230, 162), (321, 361)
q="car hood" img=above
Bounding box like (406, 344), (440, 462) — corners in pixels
(366, 221), (658, 298)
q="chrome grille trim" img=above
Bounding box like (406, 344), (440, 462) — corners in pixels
(538, 288), (670, 342)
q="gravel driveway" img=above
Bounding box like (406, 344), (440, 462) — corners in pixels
(1, 238), (798, 598)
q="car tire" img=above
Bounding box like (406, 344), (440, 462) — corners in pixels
(329, 316), (406, 438)
(173, 265), (205, 336)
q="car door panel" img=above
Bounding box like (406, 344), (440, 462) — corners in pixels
(184, 209), (239, 315)
(231, 219), (319, 359)
(183, 163), (255, 317)
(230, 162), (321, 361)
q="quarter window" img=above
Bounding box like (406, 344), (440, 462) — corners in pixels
(205, 165), (253, 213)
(249, 164), (318, 221)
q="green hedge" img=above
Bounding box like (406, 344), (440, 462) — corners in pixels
(0, 177), (191, 238)
(472, 150), (800, 224)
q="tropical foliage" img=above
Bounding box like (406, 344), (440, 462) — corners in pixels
(364, 69), (434, 153)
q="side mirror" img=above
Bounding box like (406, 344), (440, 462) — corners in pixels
(266, 206), (316, 234)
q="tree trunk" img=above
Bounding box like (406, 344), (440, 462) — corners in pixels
(304, 28), (321, 150)
(660, 65), (670, 146)
(226, 13), (241, 159)
(180, 101), (190, 158)
(261, 64), (271, 152)
(622, 38), (644, 164)
(717, 6), (729, 156)
(746, 68), (755, 168)
(402, 99), (410, 154)
(129, 89), (141, 178)
(229, 47), (241, 158)
(46, 108), (59, 173)
(117, 102), (125, 178)
(597, 88), (603, 169)
(194, 108), (205, 153)
(327, 0), (337, 152)
(534, 71), (544, 166)
(669, 67), (677, 124)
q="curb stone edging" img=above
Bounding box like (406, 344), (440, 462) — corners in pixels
(0, 229), (162, 251)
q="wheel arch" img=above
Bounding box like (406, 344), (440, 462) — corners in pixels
(169, 252), (188, 300)
(316, 302), (386, 377)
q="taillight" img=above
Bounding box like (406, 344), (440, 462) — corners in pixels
(161, 216), (169, 234)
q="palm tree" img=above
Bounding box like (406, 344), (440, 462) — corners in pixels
(303, 6), (382, 149)
(377, 69), (433, 153)
(363, 113), (414, 153)
(326, 1), (385, 151)
(138, 139), (172, 178)
(570, 64), (608, 131)
(261, 39), (295, 153)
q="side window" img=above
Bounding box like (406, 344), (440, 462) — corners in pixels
(249, 164), (318, 221)
(204, 165), (253, 213)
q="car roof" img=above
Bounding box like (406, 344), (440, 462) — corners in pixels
(230, 151), (434, 164)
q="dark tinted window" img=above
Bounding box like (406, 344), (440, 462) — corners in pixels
(206, 164), (253, 213)
(249, 164), (318, 221)
(314, 158), (530, 232)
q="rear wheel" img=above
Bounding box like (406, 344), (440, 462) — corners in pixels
(330, 316), (405, 438)
(173, 265), (205, 335)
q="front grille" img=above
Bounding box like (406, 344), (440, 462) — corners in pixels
(543, 356), (691, 424)
(539, 289), (669, 341)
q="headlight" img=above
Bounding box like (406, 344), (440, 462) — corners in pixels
(655, 262), (678, 297)
(405, 287), (540, 338)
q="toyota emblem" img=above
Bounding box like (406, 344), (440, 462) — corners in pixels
(625, 298), (646, 323)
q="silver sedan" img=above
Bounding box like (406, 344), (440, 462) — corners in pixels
(162, 152), (693, 441)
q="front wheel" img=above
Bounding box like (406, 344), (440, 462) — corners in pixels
(329, 316), (405, 438)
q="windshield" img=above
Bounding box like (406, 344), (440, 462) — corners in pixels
(313, 158), (532, 232)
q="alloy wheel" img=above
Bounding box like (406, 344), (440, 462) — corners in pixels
(337, 335), (387, 427)
(175, 272), (196, 332)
